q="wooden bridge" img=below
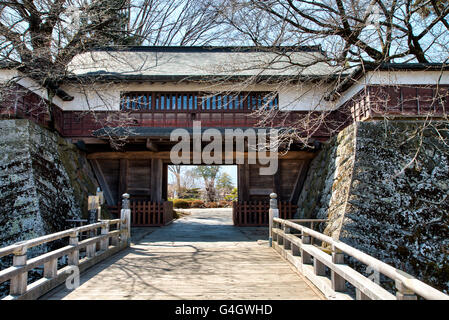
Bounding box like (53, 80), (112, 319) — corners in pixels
(0, 194), (448, 300)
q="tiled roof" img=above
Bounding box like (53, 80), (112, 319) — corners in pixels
(67, 46), (340, 81)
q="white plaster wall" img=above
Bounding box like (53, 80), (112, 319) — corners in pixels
(0, 69), (18, 82)
(336, 70), (449, 108)
(3, 69), (449, 112)
(0, 69), (64, 107)
(278, 84), (333, 111)
(61, 83), (120, 111)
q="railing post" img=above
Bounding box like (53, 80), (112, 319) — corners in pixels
(356, 288), (370, 300)
(120, 193), (131, 246)
(300, 230), (312, 264)
(111, 232), (119, 247)
(44, 258), (58, 279)
(68, 230), (79, 266)
(313, 258), (326, 276)
(283, 225), (291, 250)
(10, 246), (27, 296)
(395, 279), (418, 300)
(122, 193), (130, 211)
(331, 245), (346, 292)
(86, 242), (96, 258)
(291, 243), (300, 256)
(277, 224), (284, 246)
(269, 193), (278, 247)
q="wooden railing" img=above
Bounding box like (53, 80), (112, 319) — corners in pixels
(0, 210), (131, 300)
(267, 193), (449, 300)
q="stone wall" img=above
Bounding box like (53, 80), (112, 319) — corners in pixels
(297, 120), (449, 293)
(297, 124), (357, 224)
(0, 119), (99, 251)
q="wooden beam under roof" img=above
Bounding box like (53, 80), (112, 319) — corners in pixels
(71, 138), (108, 144)
(90, 159), (115, 206)
(86, 150), (316, 161)
(289, 159), (311, 204)
(146, 139), (159, 152)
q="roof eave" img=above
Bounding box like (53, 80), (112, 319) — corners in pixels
(328, 63), (449, 100)
(64, 73), (339, 84)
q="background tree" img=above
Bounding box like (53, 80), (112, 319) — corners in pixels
(168, 165), (182, 198)
(192, 165), (221, 202)
(224, 187), (238, 202)
(0, 0), (222, 76)
(216, 172), (234, 200)
(204, 0), (449, 147)
(182, 168), (202, 190)
(0, 0), (224, 144)
(213, 0), (449, 64)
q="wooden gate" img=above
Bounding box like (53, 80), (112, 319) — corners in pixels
(232, 201), (297, 226)
(108, 200), (173, 226)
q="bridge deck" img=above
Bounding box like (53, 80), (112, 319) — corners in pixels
(42, 209), (322, 300)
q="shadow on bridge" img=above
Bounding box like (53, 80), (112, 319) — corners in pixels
(40, 209), (321, 300)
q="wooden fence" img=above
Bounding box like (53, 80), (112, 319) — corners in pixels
(232, 201), (297, 226)
(0, 211), (130, 300)
(270, 216), (449, 300)
(109, 200), (173, 227)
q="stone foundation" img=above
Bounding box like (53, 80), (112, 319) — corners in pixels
(0, 119), (99, 250)
(298, 120), (449, 293)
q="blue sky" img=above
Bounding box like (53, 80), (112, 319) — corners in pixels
(220, 165), (238, 185)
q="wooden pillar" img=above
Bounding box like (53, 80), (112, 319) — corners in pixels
(90, 160), (114, 206)
(272, 162), (281, 200)
(151, 158), (163, 202)
(162, 162), (168, 201)
(289, 159), (311, 204)
(238, 163), (250, 201)
(119, 159), (128, 199)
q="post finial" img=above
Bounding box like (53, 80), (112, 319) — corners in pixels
(122, 193), (130, 210)
(269, 193), (278, 210)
